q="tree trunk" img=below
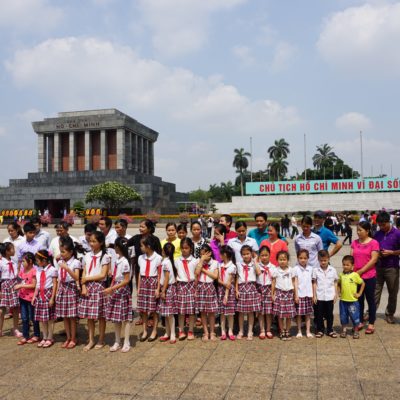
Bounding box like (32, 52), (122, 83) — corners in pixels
(240, 168), (244, 196)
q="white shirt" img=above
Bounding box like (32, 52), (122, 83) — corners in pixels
(218, 261), (236, 284)
(273, 267), (295, 291)
(35, 229), (50, 249)
(291, 216), (298, 227)
(237, 261), (257, 284)
(138, 252), (163, 277)
(35, 265), (58, 289)
(256, 262), (276, 286)
(55, 257), (81, 283)
(198, 259), (218, 283)
(0, 258), (18, 280)
(79, 235), (92, 252)
(105, 229), (118, 246)
(111, 256), (130, 283)
(160, 258), (176, 286)
(227, 236), (259, 264)
(312, 265), (338, 301)
(175, 256), (198, 282)
(293, 264), (313, 297)
(82, 251), (111, 280)
(49, 235), (78, 259)
(294, 233), (323, 268)
(3, 235), (25, 264)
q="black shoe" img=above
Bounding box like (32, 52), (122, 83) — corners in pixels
(148, 335), (158, 342)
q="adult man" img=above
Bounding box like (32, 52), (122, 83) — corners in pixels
(248, 212), (269, 246)
(290, 213), (299, 239)
(31, 216), (50, 249)
(219, 214), (237, 240)
(281, 214), (291, 238)
(49, 222), (78, 259)
(374, 211), (400, 324)
(313, 211), (342, 257)
(98, 216), (118, 246)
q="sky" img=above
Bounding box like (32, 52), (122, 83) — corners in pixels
(0, 0), (399, 192)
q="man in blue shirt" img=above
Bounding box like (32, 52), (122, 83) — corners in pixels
(248, 212), (269, 246)
(313, 211), (343, 257)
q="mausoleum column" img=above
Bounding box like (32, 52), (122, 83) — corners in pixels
(133, 134), (138, 172)
(149, 141), (154, 175)
(143, 139), (148, 174)
(53, 132), (61, 172)
(37, 133), (45, 172)
(100, 129), (107, 169)
(84, 130), (91, 170)
(69, 132), (76, 172)
(47, 134), (54, 172)
(116, 128), (125, 169)
(125, 131), (132, 169)
(138, 136), (143, 173)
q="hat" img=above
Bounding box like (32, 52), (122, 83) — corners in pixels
(314, 210), (326, 218)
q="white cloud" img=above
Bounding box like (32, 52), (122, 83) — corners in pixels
(317, 3), (400, 77)
(138, 0), (246, 57)
(232, 45), (255, 66)
(336, 112), (372, 132)
(5, 37), (300, 135)
(270, 41), (296, 72)
(0, 0), (64, 32)
(333, 137), (399, 176)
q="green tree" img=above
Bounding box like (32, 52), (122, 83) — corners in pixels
(267, 138), (290, 160)
(267, 157), (288, 180)
(233, 148), (250, 196)
(85, 181), (142, 212)
(312, 144), (338, 171)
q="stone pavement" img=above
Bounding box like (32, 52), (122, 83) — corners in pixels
(0, 225), (399, 399)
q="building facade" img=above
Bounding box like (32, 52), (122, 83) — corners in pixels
(0, 109), (186, 216)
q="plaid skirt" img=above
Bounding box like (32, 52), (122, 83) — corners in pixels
(176, 281), (196, 315)
(106, 285), (133, 322)
(56, 281), (79, 318)
(78, 281), (107, 320)
(258, 284), (273, 315)
(236, 282), (261, 313)
(296, 296), (314, 316)
(196, 282), (218, 313)
(218, 285), (236, 316)
(272, 289), (297, 318)
(0, 279), (19, 309)
(34, 287), (56, 321)
(137, 276), (158, 313)
(158, 284), (177, 316)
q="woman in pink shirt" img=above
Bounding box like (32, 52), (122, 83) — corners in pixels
(260, 223), (288, 266)
(350, 221), (379, 334)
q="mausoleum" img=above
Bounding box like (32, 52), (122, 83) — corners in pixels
(0, 109), (186, 216)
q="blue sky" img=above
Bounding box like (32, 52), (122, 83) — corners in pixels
(0, 0), (399, 192)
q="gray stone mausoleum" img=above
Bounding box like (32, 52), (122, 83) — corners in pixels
(0, 109), (186, 216)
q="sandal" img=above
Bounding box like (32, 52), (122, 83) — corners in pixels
(94, 343), (105, 349)
(315, 332), (324, 338)
(228, 334), (236, 341)
(178, 331), (186, 341)
(121, 344), (131, 352)
(353, 331), (360, 339)
(236, 332), (244, 340)
(247, 333), (254, 341)
(17, 338), (28, 345)
(109, 343), (121, 352)
(27, 336), (39, 344)
(202, 334), (209, 342)
(365, 326), (375, 334)
(43, 339), (54, 348)
(37, 339), (46, 348)
(135, 318), (143, 326)
(306, 333), (314, 338)
(279, 332), (287, 341)
(67, 340), (76, 349)
(83, 342), (95, 352)
(61, 340), (70, 349)
(266, 332), (273, 339)
(187, 331), (195, 341)
(259, 332), (266, 340)
(328, 331), (338, 338)
(12, 329), (23, 338)
(296, 332), (303, 338)
(169, 339), (176, 344)
(285, 331), (291, 341)
(210, 333), (217, 341)
(159, 335), (170, 342)
(220, 334), (227, 341)
(340, 331), (347, 338)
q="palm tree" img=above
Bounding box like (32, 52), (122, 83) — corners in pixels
(233, 148), (250, 196)
(267, 139), (290, 160)
(267, 157), (288, 181)
(221, 181), (235, 201)
(312, 144), (338, 171)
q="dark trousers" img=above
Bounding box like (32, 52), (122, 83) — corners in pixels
(290, 226), (299, 239)
(315, 300), (334, 334)
(20, 298), (40, 339)
(375, 267), (399, 317)
(358, 277), (376, 324)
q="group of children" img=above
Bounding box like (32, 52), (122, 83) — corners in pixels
(0, 224), (367, 353)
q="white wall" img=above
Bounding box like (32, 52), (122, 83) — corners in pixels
(215, 192), (400, 213)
